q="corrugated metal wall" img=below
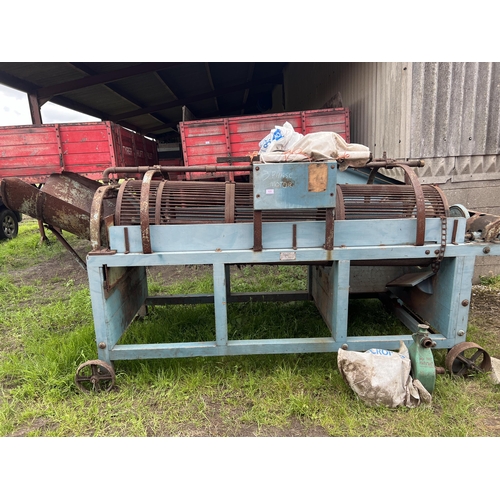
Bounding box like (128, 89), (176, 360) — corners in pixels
(283, 61), (500, 187)
(282, 61), (500, 279)
(283, 62), (412, 158)
(410, 62), (500, 184)
(411, 62), (500, 158)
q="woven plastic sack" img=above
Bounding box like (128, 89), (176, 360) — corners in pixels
(337, 342), (432, 408)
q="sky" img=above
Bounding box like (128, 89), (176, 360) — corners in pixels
(0, 83), (100, 126)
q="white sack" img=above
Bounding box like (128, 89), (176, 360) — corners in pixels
(260, 130), (371, 169)
(258, 122), (303, 154)
(337, 342), (432, 408)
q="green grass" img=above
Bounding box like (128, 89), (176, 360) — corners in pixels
(479, 273), (500, 288)
(0, 219), (86, 271)
(1, 219), (500, 437)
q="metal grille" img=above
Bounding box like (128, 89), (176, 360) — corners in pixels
(115, 180), (326, 226)
(337, 184), (448, 220)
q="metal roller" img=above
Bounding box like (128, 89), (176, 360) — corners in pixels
(114, 179), (327, 226)
(336, 184), (449, 220)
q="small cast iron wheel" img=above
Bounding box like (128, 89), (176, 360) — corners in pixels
(445, 342), (492, 377)
(75, 360), (115, 393)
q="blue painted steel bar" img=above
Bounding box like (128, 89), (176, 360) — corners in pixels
(108, 218), (467, 255)
(213, 262), (228, 348)
(224, 264), (231, 300)
(145, 291), (311, 305)
(107, 334), (452, 361)
(87, 265), (148, 364)
(89, 241), (500, 270)
(331, 260), (350, 343)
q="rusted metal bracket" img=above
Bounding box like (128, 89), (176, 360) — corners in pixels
(467, 211), (500, 242)
(90, 185), (116, 251)
(224, 182), (235, 223)
(46, 225), (87, 271)
(102, 165), (252, 183)
(401, 165), (426, 246)
(140, 169), (164, 254)
(324, 208), (334, 251)
(253, 210), (263, 251)
(114, 179), (131, 226)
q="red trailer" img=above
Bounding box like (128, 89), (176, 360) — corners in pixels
(0, 121), (158, 184)
(0, 121), (158, 238)
(178, 108), (350, 181)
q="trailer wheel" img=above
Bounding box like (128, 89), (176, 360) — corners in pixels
(75, 360), (115, 393)
(0, 210), (19, 239)
(445, 342), (492, 377)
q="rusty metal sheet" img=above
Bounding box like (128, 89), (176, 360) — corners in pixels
(42, 172), (114, 217)
(467, 212), (500, 242)
(90, 185), (117, 249)
(1, 177), (92, 240)
(308, 163), (328, 192)
(224, 182), (235, 223)
(140, 170), (158, 254)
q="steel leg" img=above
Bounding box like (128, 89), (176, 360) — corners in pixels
(330, 260), (350, 343)
(213, 262), (228, 347)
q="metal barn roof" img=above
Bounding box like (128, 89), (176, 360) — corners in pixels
(0, 62), (288, 141)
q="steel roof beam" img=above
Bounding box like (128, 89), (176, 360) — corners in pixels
(241, 62), (255, 115)
(204, 63), (219, 114)
(142, 100), (265, 134)
(0, 70), (38, 94)
(67, 63), (173, 128)
(143, 121), (180, 133)
(110, 74), (284, 122)
(47, 95), (146, 135)
(28, 93), (43, 125)
(36, 62), (185, 100)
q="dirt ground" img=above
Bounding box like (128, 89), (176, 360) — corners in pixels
(10, 239), (211, 292)
(470, 285), (500, 343)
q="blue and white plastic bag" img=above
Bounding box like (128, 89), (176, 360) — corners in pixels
(258, 122), (303, 154)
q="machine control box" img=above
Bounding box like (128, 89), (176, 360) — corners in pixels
(253, 161), (337, 210)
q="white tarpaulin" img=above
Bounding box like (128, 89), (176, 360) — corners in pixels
(258, 122), (371, 170)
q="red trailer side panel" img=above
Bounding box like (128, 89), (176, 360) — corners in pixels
(0, 121), (158, 184)
(179, 108), (350, 180)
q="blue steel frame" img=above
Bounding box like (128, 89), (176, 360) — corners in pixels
(85, 162), (500, 366)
